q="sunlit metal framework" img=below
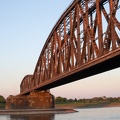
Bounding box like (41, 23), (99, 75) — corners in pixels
(20, 0), (120, 94)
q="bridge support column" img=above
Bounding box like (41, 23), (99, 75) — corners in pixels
(6, 91), (54, 109)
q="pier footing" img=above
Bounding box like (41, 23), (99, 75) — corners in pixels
(6, 91), (54, 109)
(0, 108), (77, 115)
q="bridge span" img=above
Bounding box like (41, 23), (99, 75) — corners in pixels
(6, 0), (120, 109)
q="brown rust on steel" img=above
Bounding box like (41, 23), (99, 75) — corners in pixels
(20, 0), (120, 95)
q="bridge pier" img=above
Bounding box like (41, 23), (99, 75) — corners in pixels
(6, 91), (54, 109)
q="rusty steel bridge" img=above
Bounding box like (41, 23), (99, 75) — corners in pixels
(20, 0), (120, 95)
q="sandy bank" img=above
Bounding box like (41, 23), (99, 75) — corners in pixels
(55, 102), (120, 109)
(104, 102), (120, 108)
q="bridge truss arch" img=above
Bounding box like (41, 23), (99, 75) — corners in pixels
(20, 0), (120, 95)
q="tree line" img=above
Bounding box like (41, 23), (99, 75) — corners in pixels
(55, 96), (120, 104)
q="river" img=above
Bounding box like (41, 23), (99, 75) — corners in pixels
(0, 107), (120, 120)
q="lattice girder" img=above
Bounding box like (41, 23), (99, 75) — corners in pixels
(20, 0), (120, 94)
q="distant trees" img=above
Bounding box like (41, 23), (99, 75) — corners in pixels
(55, 96), (120, 104)
(0, 95), (6, 109)
(55, 96), (68, 103)
(107, 97), (120, 102)
(55, 96), (78, 104)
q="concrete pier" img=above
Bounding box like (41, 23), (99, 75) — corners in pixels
(6, 91), (54, 109)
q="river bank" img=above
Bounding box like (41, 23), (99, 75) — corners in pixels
(0, 102), (120, 115)
(55, 102), (120, 109)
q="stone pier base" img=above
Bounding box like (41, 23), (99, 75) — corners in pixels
(6, 91), (54, 109)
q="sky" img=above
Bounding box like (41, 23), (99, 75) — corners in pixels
(0, 0), (120, 99)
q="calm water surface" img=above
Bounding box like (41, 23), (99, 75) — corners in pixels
(0, 107), (120, 120)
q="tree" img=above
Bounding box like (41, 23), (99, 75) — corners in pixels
(0, 95), (5, 103)
(0, 95), (6, 109)
(68, 99), (74, 102)
(55, 96), (68, 104)
(74, 98), (77, 102)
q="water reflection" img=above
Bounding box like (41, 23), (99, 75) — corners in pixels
(10, 114), (55, 120)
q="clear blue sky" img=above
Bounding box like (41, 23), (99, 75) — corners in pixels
(0, 0), (120, 99)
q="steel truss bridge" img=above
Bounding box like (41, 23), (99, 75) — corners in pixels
(20, 0), (120, 95)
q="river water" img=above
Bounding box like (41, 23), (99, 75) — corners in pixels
(0, 107), (120, 120)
